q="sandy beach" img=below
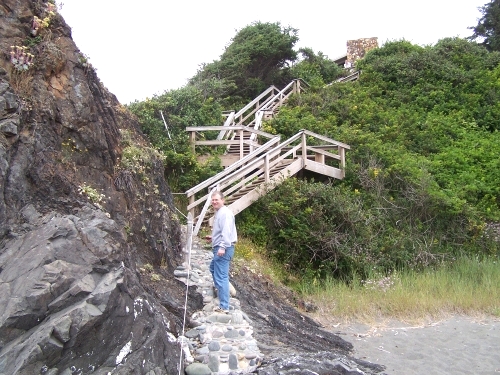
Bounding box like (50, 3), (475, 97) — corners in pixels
(334, 316), (500, 374)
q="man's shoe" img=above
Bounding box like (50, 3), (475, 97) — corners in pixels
(213, 306), (229, 314)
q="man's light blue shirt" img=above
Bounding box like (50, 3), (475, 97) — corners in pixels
(212, 205), (237, 248)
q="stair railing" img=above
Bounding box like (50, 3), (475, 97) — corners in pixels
(186, 129), (349, 234)
(187, 125), (277, 160)
(216, 85), (279, 141)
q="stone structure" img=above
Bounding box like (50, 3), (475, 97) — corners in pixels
(345, 37), (379, 68)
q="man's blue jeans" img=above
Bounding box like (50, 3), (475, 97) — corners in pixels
(210, 245), (234, 310)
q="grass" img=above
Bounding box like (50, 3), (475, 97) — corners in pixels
(224, 235), (499, 325)
(298, 256), (500, 325)
(232, 236), (290, 284)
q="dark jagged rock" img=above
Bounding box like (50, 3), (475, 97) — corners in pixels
(258, 352), (385, 375)
(0, 1), (184, 374)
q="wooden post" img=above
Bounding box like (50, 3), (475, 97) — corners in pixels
(315, 152), (325, 164)
(239, 129), (244, 159)
(339, 147), (346, 178)
(189, 131), (196, 153)
(301, 132), (307, 167)
(265, 154), (270, 183)
(185, 212), (193, 267)
(188, 195), (195, 220)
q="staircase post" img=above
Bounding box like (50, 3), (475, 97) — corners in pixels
(184, 212), (193, 266)
(189, 131), (196, 153)
(265, 154), (270, 183)
(239, 129), (244, 159)
(188, 195), (195, 220)
(301, 132), (307, 167)
(339, 146), (346, 178)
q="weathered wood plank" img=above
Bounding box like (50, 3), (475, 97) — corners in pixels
(305, 146), (341, 160)
(304, 160), (343, 179)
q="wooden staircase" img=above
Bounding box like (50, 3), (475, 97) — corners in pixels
(185, 129), (350, 235)
(189, 79), (308, 167)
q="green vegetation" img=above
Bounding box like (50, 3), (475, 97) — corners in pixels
(238, 37), (500, 280)
(300, 256), (500, 322)
(469, 0), (500, 51)
(78, 183), (106, 210)
(190, 22), (299, 102)
(128, 87), (224, 197)
(129, 17), (500, 291)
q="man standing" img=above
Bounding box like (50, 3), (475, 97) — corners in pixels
(206, 190), (237, 313)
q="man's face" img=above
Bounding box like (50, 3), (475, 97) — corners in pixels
(211, 194), (224, 211)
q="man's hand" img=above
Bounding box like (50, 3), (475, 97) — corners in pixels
(217, 247), (225, 256)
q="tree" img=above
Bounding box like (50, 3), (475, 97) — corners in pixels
(469, 0), (500, 51)
(190, 22), (299, 101)
(290, 47), (343, 88)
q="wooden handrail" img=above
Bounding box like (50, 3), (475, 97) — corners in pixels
(186, 128), (349, 233)
(185, 135), (281, 198)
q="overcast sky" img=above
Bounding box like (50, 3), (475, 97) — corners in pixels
(59, 0), (486, 104)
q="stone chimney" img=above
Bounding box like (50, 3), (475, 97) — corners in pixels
(345, 37), (378, 68)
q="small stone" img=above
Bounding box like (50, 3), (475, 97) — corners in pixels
(216, 314), (232, 324)
(249, 359), (256, 366)
(238, 343), (247, 350)
(244, 351), (257, 359)
(212, 330), (224, 338)
(239, 330), (246, 336)
(194, 355), (208, 363)
(229, 282), (236, 296)
(195, 325), (207, 331)
(219, 362), (229, 373)
(196, 346), (209, 355)
(185, 363), (211, 375)
(231, 312), (244, 324)
(174, 270), (189, 277)
(206, 315), (218, 323)
(185, 329), (200, 339)
(229, 353), (238, 370)
(202, 296), (213, 303)
(221, 344), (233, 352)
(208, 353), (219, 372)
(208, 341), (220, 351)
(224, 330), (238, 339)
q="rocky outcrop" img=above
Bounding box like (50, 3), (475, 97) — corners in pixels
(0, 1), (184, 374)
(0, 1), (385, 375)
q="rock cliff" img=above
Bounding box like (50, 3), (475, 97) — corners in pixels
(0, 1), (186, 374)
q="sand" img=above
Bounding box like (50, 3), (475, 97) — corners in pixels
(334, 316), (500, 374)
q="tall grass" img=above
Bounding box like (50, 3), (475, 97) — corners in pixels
(299, 256), (500, 324)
